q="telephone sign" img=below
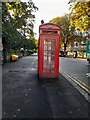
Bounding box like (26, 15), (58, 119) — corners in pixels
(86, 41), (90, 58)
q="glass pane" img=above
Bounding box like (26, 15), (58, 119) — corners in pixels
(43, 39), (56, 72)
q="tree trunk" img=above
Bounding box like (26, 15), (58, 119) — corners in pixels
(64, 42), (67, 52)
(3, 48), (7, 63)
(2, 37), (10, 62)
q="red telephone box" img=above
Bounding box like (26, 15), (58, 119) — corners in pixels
(38, 23), (60, 78)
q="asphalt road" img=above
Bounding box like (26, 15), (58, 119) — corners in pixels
(60, 57), (90, 102)
(2, 55), (90, 119)
(60, 57), (90, 86)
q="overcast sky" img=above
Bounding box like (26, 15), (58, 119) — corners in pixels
(32, 0), (70, 38)
(22, 0), (70, 38)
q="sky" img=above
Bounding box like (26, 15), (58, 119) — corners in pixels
(22, 0), (70, 39)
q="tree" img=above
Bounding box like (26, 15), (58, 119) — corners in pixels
(50, 14), (86, 52)
(2, 1), (38, 62)
(6, 1), (38, 37)
(68, 0), (90, 32)
(50, 14), (77, 51)
(28, 35), (38, 50)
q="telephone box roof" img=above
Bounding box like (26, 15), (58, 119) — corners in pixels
(39, 23), (60, 31)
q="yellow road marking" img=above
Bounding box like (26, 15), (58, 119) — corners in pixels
(67, 74), (90, 95)
(61, 70), (90, 95)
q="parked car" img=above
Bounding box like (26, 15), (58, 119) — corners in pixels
(59, 50), (65, 57)
(87, 58), (90, 63)
(27, 50), (34, 55)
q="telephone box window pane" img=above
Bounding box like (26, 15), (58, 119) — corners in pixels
(43, 39), (56, 72)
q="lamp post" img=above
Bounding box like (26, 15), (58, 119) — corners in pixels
(81, 41), (85, 58)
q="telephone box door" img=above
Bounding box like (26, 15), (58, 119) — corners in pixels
(38, 35), (60, 78)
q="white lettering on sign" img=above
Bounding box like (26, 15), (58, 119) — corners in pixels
(89, 45), (90, 50)
(87, 53), (90, 57)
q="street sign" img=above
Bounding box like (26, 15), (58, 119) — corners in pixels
(86, 41), (90, 58)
